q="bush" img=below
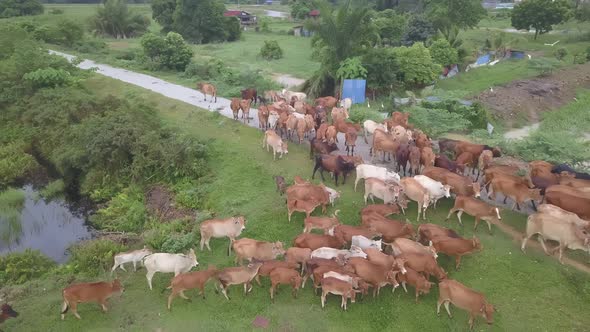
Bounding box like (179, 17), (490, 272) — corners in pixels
(160, 232), (194, 253)
(74, 39), (108, 54)
(393, 42), (440, 88)
(90, 187), (146, 233)
(23, 68), (77, 89)
(555, 47), (568, 61)
(259, 17), (271, 32)
(49, 8), (63, 14)
(0, 188), (25, 211)
(141, 32), (194, 71)
(348, 107), (385, 124)
(407, 106), (471, 136)
(421, 99), (489, 130)
(0, 249), (55, 285)
(0, 0), (44, 18)
(259, 40), (283, 60)
(54, 18), (85, 47)
(68, 239), (125, 276)
(512, 130), (590, 167)
(40, 179), (65, 200)
(91, 0), (150, 39)
(0, 141), (38, 187)
(143, 220), (193, 251)
(223, 16), (242, 42)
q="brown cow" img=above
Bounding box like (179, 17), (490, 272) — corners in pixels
(255, 260), (300, 285)
(285, 247), (312, 273)
(286, 183), (330, 213)
(270, 267), (303, 302)
(363, 215), (416, 242)
(316, 123), (329, 141)
(396, 144), (411, 175)
(389, 238), (438, 259)
(287, 198), (322, 222)
(488, 177), (542, 211)
(167, 265), (218, 310)
(344, 127), (358, 156)
(408, 146), (421, 176)
(417, 223), (462, 244)
(274, 175), (286, 195)
(438, 138), (459, 157)
(230, 98), (241, 120)
(214, 262), (262, 300)
(530, 160), (555, 179)
(1, 304), (18, 323)
(333, 224), (381, 243)
(61, 279), (124, 320)
(364, 248), (407, 273)
(315, 96), (338, 109)
(454, 141), (501, 159)
(302, 257), (347, 287)
(437, 279), (495, 330)
(422, 167), (481, 198)
(414, 131), (431, 151)
(241, 88), (257, 104)
(320, 277), (357, 311)
(200, 216), (246, 254)
(403, 253), (447, 281)
(435, 154), (465, 174)
(197, 82), (217, 102)
(346, 257), (400, 297)
(361, 204), (402, 217)
(432, 237), (482, 269)
(295, 118), (307, 144)
(309, 138), (338, 159)
(326, 125), (338, 144)
(455, 151), (476, 175)
(559, 172), (590, 189)
(545, 186), (590, 220)
(396, 267), (433, 302)
(484, 166), (533, 193)
(390, 111), (409, 128)
(293, 233), (346, 251)
(303, 210), (340, 234)
(400, 177), (430, 221)
(312, 154), (356, 186)
(239, 99), (252, 123)
(420, 147), (435, 171)
(446, 196), (501, 233)
(262, 130), (289, 160)
(371, 129), (400, 162)
(258, 105), (270, 130)
(232, 239), (285, 265)
(476, 150), (493, 180)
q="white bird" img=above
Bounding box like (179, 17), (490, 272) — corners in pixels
(544, 40), (560, 46)
(490, 87), (494, 93)
(367, 101), (371, 108)
(381, 102), (385, 109)
(527, 54), (532, 60)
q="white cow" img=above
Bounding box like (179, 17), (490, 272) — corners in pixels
(111, 246), (152, 274)
(281, 89), (307, 103)
(324, 186), (341, 206)
(537, 204), (590, 227)
(311, 246), (367, 260)
(351, 235), (382, 251)
(268, 111), (280, 130)
(143, 249), (199, 290)
(413, 175), (451, 208)
(355, 164), (401, 191)
(362, 120), (388, 143)
(292, 112), (305, 119)
(340, 98), (352, 110)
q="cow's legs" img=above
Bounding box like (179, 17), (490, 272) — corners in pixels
(71, 303), (81, 320)
(530, 199), (537, 211)
(537, 235), (550, 254)
(354, 176), (360, 192)
(334, 173), (339, 186)
(100, 301), (108, 312)
(456, 210), (464, 225)
(146, 271), (155, 290)
(133, 261), (137, 272)
(446, 208), (457, 220)
(180, 290), (189, 300)
(444, 301), (452, 318)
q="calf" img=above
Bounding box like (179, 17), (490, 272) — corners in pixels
(309, 138), (338, 159)
(144, 249), (199, 290)
(344, 127), (358, 156)
(269, 267), (303, 302)
(197, 82), (217, 102)
(256, 260), (299, 285)
(303, 210), (340, 234)
(286, 183), (330, 214)
(420, 147), (435, 171)
(239, 99), (252, 123)
(294, 233), (346, 251)
(312, 154), (356, 186)
(232, 238), (285, 265)
(396, 267), (433, 302)
(371, 129), (400, 162)
(432, 237), (481, 269)
(363, 120), (388, 143)
(285, 247), (312, 273)
(274, 175), (286, 195)
(476, 150), (493, 180)
(111, 246), (152, 274)
(437, 279), (495, 330)
(316, 123), (329, 141)
(302, 257), (347, 287)
(396, 143), (410, 175)
(355, 164), (400, 192)
(488, 177), (542, 211)
(230, 98), (241, 120)
(346, 257), (400, 297)
(320, 277), (357, 311)
(326, 125), (338, 144)
(351, 235), (382, 251)
(258, 106), (270, 130)
(241, 88), (257, 104)
(262, 130), (289, 160)
(200, 216), (246, 254)
(363, 215), (416, 242)
(522, 213), (590, 263)
(455, 151), (476, 175)
(287, 198), (322, 222)
(1, 304), (18, 324)
(364, 178), (401, 205)
(166, 265), (218, 310)
(364, 248), (407, 274)
(61, 279), (124, 320)
(215, 262), (263, 300)
(446, 196), (501, 234)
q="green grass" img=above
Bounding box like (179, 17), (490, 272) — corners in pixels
(4, 74), (590, 331)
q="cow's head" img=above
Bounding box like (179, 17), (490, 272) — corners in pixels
(272, 242), (286, 257)
(349, 245), (367, 259)
(1, 304), (18, 318)
(187, 248), (199, 267)
(472, 237), (483, 250)
(530, 188), (543, 202)
(481, 303), (496, 325)
(443, 185), (452, 198)
(234, 216), (246, 231)
(470, 182), (481, 198)
(386, 270), (400, 287)
(427, 241), (438, 259)
(111, 279), (125, 294)
(281, 142), (289, 154)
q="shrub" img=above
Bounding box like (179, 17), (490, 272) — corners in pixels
(74, 39), (108, 54)
(223, 16), (242, 42)
(49, 8), (63, 14)
(407, 106), (471, 136)
(141, 32), (194, 71)
(259, 17), (271, 32)
(429, 39), (459, 67)
(393, 42), (440, 88)
(90, 187), (146, 233)
(23, 68), (77, 89)
(259, 40), (283, 60)
(54, 18), (84, 47)
(40, 179), (65, 200)
(528, 57), (559, 76)
(512, 130), (590, 167)
(160, 232), (194, 253)
(555, 47), (568, 61)
(91, 0), (150, 39)
(0, 249), (55, 285)
(0, 188), (26, 246)
(421, 99), (489, 130)
(0, 141), (38, 187)
(0, 0), (44, 18)
(143, 220), (193, 251)
(68, 239), (125, 276)
(348, 107), (385, 124)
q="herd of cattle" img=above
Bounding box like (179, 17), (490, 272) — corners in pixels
(4, 88), (589, 331)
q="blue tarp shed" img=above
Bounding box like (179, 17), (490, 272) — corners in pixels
(475, 53), (491, 65)
(341, 79), (366, 104)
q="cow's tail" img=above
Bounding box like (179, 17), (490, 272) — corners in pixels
(61, 299), (69, 314)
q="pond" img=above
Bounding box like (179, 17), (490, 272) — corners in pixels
(0, 185), (92, 263)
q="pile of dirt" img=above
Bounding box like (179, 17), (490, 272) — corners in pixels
(476, 64), (590, 127)
(145, 186), (194, 221)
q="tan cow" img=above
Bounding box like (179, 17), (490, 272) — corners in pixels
(432, 237), (482, 269)
(61, 279), (124, 320)
(287, 198), (322, 222)
(326, 125), (338, 144)
(420, 147), (435, 171)
(286, 183), (330, 214)
(390, 238), (437, 259)
(400, 177), (430, 221)
(285, 247), (312, 273)
(230, 98), (241, 120)
(395, 267), (433, 302)
(422, 167), (481, 198)
(214, 262), (263, 300)
(437, 279), (495, 330)
(239, 99), (252, 123)
(269, 267), (303, 302)
(200, 216), (246, 254)
(258, 105), (270, 130)
(488, 177), (542, 211)
(262, 130), (289, 160)
(346, 257), (400, 297)
(166, 265), (218, 310)
(446, 196), (501, 233)
(232, 238), (285, 265)
(364, 177), (401, 205)
(320, 277), (357, 311)
(303, 210), (340, 234)
(197, 82), (217, 102)
(293, 233), (347, 251)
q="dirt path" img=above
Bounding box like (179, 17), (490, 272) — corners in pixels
(51, 50), (590, 275)
(503, 123), (540, 140)
(265, 10), (287, 18)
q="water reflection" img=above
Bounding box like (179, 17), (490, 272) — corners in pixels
(0, 185), (91, 263)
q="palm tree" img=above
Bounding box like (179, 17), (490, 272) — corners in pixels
(303, 0), (377, 96)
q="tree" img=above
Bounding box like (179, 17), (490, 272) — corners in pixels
(151, 0), (175, 32)
(0, 0), (43, 18)
(290, 0), (313, 20)
(91, 0), (150, 39)
(401, 15), (435, 46)
(426, 0), (485, 31)
(259, 40), (283, 60)
(172, 0), (227, 43)
(362, 47), (400, 92)
(223, 16), (242, 42)
(336, 57), (368, 80)
(393, 42), (441, 88)
(373, 9), (408, 46)
(575, 3), (590, 21)
(511, 0), (570, 40)
(429, 39), (458, 66)
(140, 32), (193, 70)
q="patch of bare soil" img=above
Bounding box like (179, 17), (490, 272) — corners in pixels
(146, 186), (194, 221)
(477, 64), (590, 127)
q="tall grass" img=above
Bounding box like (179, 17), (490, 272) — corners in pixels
(0, 188), (25, 246)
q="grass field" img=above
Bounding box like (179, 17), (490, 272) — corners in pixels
(3, 74), (590, 332)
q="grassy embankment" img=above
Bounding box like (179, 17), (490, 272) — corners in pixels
(3, 74), (590, 332)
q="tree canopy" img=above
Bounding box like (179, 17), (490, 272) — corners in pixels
(511, 0), (570, 39)
(0, 0), (43, 18)
(91, 0), (150, 39)
(429, 39), (458, 67)
(426, 0), (486, 30)
(393, 42), (441, 88)
(402, 15), (435, 46)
